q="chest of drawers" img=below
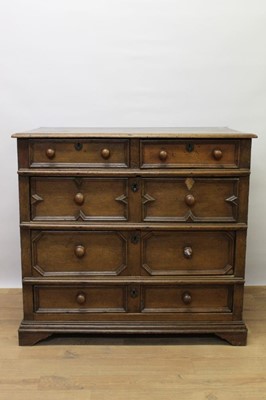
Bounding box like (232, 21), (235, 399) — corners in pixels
(12, 127), (257, 345)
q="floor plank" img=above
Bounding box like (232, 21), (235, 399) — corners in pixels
(0, 287), (265, 400)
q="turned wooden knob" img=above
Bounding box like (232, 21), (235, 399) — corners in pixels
(213, 148), (223, 160)
(101, 148), (110, 159)
(46, 148), (55, 159)
(76, 292), (86, 305)
(185, 194), (195, 206)
(183, 246), (193, 259)
(182, 291), (192, 305)
(159, 150), (168, 161)
(75, 245), (85, 258)
(74, 193), (84, 205)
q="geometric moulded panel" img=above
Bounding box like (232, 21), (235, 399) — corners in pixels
(32, 231), (127, 276)
(142, 231), (235, 276)
(142, 178), (239, 222)
(30, 177), (129, 222)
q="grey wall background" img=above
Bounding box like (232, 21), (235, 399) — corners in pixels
(0, 0), (265, 287)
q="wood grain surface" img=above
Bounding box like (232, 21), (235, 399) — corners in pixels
(13, 133), (255, 346)
(0, 287), (265, 400)
(12, 126), (258, 138)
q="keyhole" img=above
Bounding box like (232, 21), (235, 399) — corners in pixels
(131, 183), (139, 192)
(131, 233), (140, 244)
(186, 143), (194, 152)
(75, 142), (83, 151)
(130, 288), (138, 298)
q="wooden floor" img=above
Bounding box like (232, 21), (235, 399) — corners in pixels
(0, 287), (266, 400)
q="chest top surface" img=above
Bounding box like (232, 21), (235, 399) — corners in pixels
(12, 127), (257, 139)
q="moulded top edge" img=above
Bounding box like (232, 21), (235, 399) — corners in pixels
(11, 127), (258, 139)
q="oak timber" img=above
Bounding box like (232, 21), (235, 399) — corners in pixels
(13, 128), (256, 345)
(12, 126), (257, 139)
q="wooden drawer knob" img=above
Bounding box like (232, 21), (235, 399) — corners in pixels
(101, 148), (110, 159)
(185, 194), (195, 206)
(46, 148), (55, 159)
(75, 245), (85, 258)
(74, 193), (84, 205)
(182, 291), (192, 305)
(76, 292), (86, 305)
(159, 150), (168, 161)
(183, 246), (193, 259)
(213, 149), (223, 160)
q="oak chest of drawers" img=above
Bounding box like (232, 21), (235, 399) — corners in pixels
(12, 127), (257, 346)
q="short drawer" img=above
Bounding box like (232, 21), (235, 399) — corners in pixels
(30, 177), (128, 221)
(30, 139), (129, 168)
(141, 284), (233, 313)
(141, 231), (235, 276)
(33, 284), (128, 313)
(142, 177), (241, 222)
(31, 230), (128, 277)
(140, 140), (239, 168)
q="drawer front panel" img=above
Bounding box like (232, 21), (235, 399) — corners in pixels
(32, 231), (128, 277)
(142, 178), (239, 222)
(141, 140), (239, 168)
(141, 231), (235, 276)
(30, 177), (128, 221)
(30, 139), (129, 168)
(141, 284), (233, 313)
(34, 285), (127, 313)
